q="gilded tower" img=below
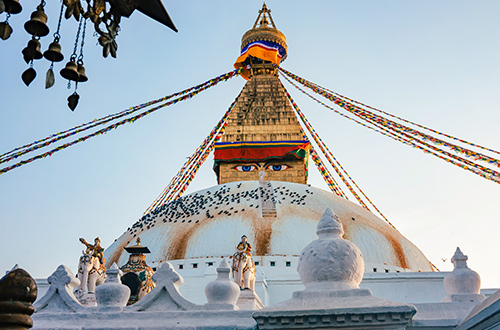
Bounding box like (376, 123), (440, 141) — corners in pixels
(214, 4), (310, 185)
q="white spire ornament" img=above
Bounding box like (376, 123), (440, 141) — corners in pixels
(254, 208), (416, 329)
(442, 247), (485, 303)
(297, 208), (364, 291)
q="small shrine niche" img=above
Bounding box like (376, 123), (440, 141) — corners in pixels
(120, 237), (155, 305)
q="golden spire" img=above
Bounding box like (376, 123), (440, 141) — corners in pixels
(240, 3), (287, 62)
(252, 3), (276, 29)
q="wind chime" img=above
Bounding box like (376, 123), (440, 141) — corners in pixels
(1, 0), (177, 111)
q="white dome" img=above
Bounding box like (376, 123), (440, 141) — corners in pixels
(104, 181), (433, 272)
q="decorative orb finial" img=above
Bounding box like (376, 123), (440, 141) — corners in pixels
(205, 259), (240, 309)
(95, 263), (130, 311)
(297, 208), (364, 291)
(442, 247), (485, 303)
(316, 208), (344, 238)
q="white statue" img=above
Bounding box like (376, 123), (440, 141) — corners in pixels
(76, 237), (107, 298)
(232, 235), (256, 290)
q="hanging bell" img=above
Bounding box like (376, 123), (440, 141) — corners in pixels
(24, 7), (49, 37)
(60, 59), (79, 82)
(21, 67), (36, 86)
(3, 0), (21, 14)
(43, 41), (64, 62)
(76, 62), (88, 82)
(22, 38), (43, 64)
(0, 21), (12, 40)
(67, 92), (79, 111)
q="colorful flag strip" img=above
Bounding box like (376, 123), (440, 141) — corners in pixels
(305, 75), (500, 157)
(0, 69), (242, 165)
(280, 80), (396, 229)
(143, 90), (244, 215)
(279, 67), (500, 185)
(0, 69), (243, 175)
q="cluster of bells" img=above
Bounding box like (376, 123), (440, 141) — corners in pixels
(0, 0), (20, 39)
(1, 0), (88, 111)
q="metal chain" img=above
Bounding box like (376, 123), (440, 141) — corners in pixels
(53, 0), (64, 41)
(71, 16), (83, 61)
(37, 0), (46, 11)
(77, 19), (87, 63)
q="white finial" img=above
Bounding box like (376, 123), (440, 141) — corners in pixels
(316, 208), (343, 238)
(105, 263), (122, 283)
(204, 259), (240, 309)
(442, 247), (485, 303)
(451, 247), (468, 268)
(297, 208), (364, 291)
(95, 263), (130, 311)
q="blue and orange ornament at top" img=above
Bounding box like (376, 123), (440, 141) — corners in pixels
(233, 3), (287, 79)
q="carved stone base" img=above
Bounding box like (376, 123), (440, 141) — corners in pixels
(442, 293), (485, 303)
(253, 288), (416, 329)
(236, 289), (264, 310)
(77, 292), (97, 307)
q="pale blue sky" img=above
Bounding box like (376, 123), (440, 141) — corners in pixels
(1, 1), (500, 287)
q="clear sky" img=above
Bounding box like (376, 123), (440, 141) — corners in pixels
(1, 1), (499, 288)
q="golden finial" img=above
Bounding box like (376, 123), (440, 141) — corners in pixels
(252, 3), (277, 29)
(136, 237), (141, 245)
(241, 4), (287, 59)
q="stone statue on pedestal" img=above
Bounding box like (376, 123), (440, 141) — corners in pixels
(76, 237), (107, 304)
(232, 235), (256, 290)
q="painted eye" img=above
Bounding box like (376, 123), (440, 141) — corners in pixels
(267, 164), (290, 171)
(234, 165), (257, 172)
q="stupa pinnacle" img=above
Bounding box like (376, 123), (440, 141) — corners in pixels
(214, 4), (310, 185)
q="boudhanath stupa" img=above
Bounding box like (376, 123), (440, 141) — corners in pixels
(3, 4), (500, 330)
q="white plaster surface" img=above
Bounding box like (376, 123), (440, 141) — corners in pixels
(253, 209), (417, 329)
(442, 247), (485, 303)
(455, 288), (500, 330)
(410, 302), (480, 329)
(297, 208), (364, 291)
(95, 263), (130, 312)
(32, 310), (257, 330)
(34, 265), (84, 313)
(104, 181), (433, 273)
(204, 258), (240, 309)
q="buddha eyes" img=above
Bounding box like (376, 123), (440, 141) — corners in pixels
(234, 165), (257, 172)
(233, 164), (291, 172)
(267, 164), (290, 171)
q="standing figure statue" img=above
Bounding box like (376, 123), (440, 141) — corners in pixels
(76, 237), (107, 300)
(232, 235), (256, 290)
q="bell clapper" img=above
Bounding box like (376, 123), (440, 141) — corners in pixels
(43, 2), (64, 89)
(21, 60), (37, 87)
(0, 0), (23, 41)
